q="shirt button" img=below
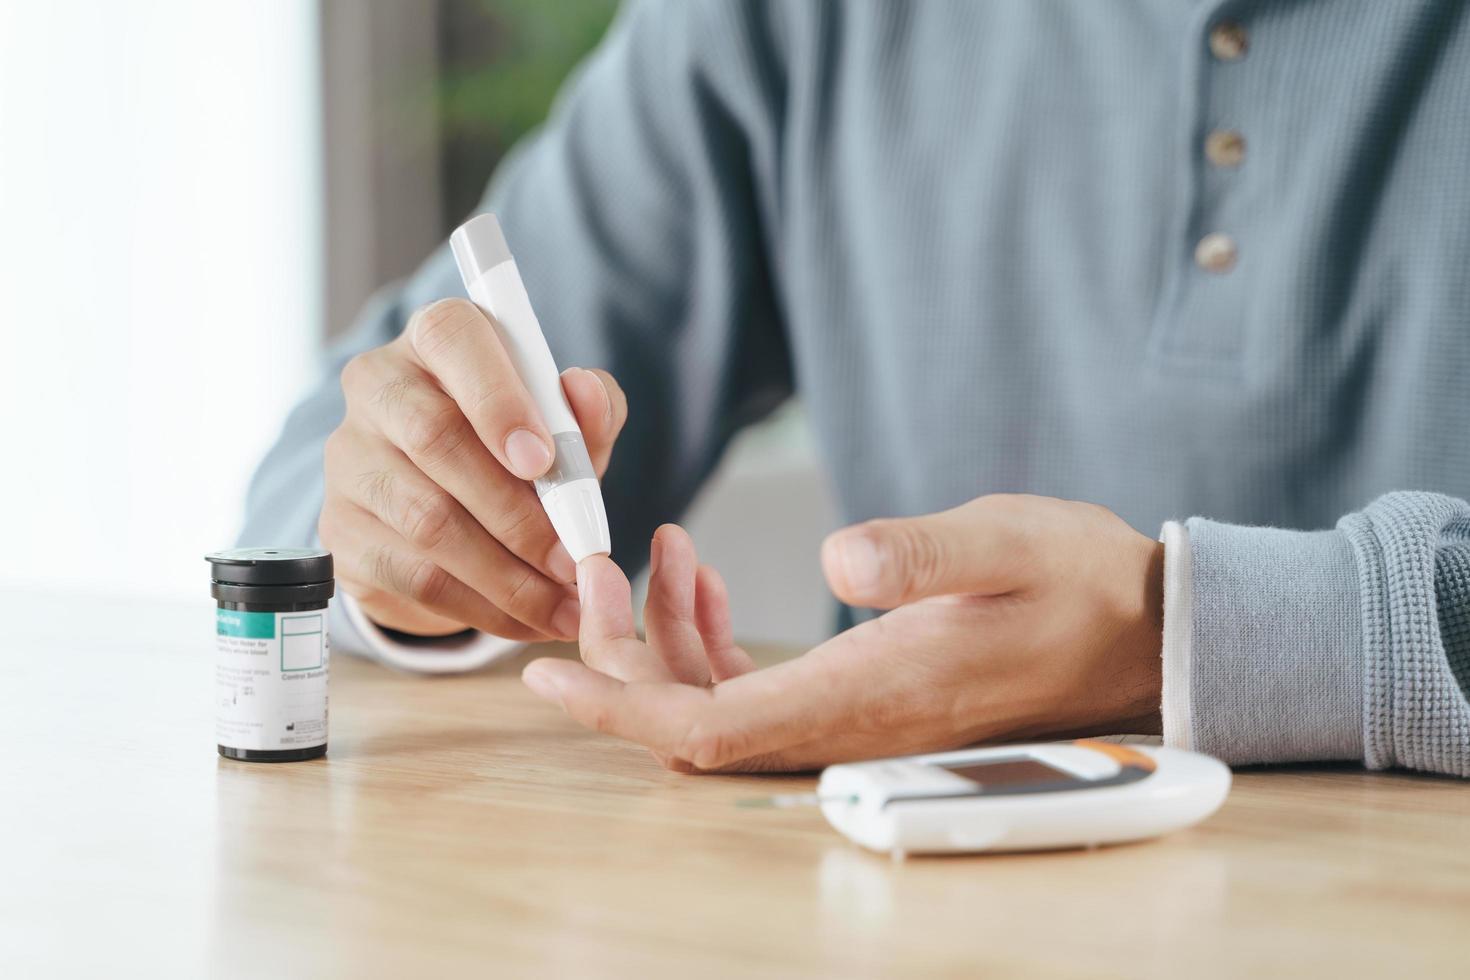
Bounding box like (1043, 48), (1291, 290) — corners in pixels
(1209, 21), (1249, 61)
(1195, 233), (1238, 273)
(1205, 129), (1246, 167)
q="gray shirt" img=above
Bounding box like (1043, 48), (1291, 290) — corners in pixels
(243, 1), (1470, 775)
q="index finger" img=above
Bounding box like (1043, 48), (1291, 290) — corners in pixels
(575, 554), (674, 684)
(406, 298), (554, 481)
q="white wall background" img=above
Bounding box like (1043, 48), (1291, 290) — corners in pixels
(0, 1), (322, 599)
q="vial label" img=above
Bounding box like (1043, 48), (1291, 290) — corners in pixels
(215, 608), (329, 752)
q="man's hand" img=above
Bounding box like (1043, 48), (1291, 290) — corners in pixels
(521, 496), (1164, 772)
(319, 298), (627, 642)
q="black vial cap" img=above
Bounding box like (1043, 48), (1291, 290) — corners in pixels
(206, 548), (335, 606)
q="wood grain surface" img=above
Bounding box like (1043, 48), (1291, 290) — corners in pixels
(2, 592), (1467, 978)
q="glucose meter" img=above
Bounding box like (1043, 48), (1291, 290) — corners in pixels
(802, 741), (1229, 856)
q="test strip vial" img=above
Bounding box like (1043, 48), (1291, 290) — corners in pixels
(207, 548), (335, 762)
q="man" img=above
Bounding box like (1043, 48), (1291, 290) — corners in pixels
(244, 1), (1470, 775)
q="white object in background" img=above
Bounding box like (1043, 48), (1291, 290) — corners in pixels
(450, 214), (611, 562)
(815, 741), (1230, 856)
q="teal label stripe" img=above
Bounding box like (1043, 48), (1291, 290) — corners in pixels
(217, 609), (275, 639)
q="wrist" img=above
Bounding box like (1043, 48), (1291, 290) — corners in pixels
(338, 591), (527, 673)
(1115, 535), (1165, 733)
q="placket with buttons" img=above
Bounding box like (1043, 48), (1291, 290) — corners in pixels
(1147, 6), (1257, 376)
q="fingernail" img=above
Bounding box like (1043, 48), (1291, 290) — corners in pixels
(563, 367), (613, 426)
(522, 665), (564, 707)
(589, 370), (614, 424)
(504, 428), (553, 480)
(547, 542), (577, 583)
(649, 534), (662, 577)
(552, 596), (581, 640)
(835, 532), (882, 597)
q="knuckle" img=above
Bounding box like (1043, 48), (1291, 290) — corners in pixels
(354, 468), (396, 519)
(401, 489), (458, 552)
(498, 565), (543, 616)
(977, 493), (1036, 529)
(365, 545), (398, 591)
(973, 493), (1022, 520)
(578, 642), (605, 670)
(894, 522), (947, 594)
(372, 375), (421, 415)
(1081, 500), (1119, 526)
(339, 352), (373, 393)
(983, 492), (1027, 508)
(466, 375), (524, 427)
(403, 557), (452, 606)
(411, 298), (477, 358)
(679, 722), (738, 771)
(864, 518), (931, 578)
(401, 402), (468, 465)
(496, 498), (546, 549)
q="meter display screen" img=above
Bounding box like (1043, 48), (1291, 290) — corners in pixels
(941, 757), (1081, 790)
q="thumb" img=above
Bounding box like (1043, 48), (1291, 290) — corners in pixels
(821, 503), (1024, 608)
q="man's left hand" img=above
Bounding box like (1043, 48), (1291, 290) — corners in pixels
(521, 495), (1165, 772)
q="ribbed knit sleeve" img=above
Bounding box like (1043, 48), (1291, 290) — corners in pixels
(1181, 492), (1470, 776)
(1437, 545), (1470, 704)
(1338, 493), (1470, 776)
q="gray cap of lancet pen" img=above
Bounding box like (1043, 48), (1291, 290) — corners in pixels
(450, 213), (514, 284)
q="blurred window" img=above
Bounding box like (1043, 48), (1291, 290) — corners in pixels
(0, 1), (321, 597)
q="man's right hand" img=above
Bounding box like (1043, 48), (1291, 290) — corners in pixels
(319, 298), (627, 642)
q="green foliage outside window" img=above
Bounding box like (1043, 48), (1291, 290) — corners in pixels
(437, 0), (619, 220)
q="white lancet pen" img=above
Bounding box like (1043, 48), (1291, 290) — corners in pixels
(449, 213), (612, 563)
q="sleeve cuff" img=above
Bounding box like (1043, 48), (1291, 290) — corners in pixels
(333, 591), (527, 674)
(1178, 518), (1364, 765)
(1159, 521), (1194, 750)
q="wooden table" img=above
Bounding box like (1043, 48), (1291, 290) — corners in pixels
(3, 592), (1468, 977)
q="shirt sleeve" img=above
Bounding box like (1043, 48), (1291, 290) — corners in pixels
(238, 0), (792, 671)
(331, 592), (525, 674)
(1165, 491), (1470, 777)
(1158, 521), (1195, 750)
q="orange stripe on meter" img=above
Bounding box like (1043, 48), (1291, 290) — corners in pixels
(1073, 739), (1158, 773)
